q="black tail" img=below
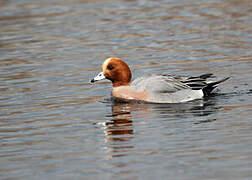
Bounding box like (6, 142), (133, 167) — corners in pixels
(203, 77), (230, 96)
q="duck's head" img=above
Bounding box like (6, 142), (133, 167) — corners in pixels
(91, 57), (132, 87)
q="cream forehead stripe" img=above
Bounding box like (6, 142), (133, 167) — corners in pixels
(102, 58), (112, 72)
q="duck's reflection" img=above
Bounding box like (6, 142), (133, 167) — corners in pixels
(102, 102), (138, 158)
(102, 97), (220, 157)
(103, 102), (135, 142)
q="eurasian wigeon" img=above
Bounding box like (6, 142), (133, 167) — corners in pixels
(91, 57), (229, 103)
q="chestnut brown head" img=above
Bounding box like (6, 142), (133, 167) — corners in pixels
(91, 58), (132, 87)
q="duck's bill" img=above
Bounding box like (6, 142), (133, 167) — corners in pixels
(91, 72), (106, 83)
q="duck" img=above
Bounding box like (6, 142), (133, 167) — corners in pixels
(90, 57), (229, 103)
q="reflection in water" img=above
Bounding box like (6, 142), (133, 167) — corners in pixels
(102, 101), (135, 158)
(105, 102), (134, 140)
(148, 98), (219, 119)
(102, 97), (220, 158)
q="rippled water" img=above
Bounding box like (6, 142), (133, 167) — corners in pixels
(0, 0), (252, 179)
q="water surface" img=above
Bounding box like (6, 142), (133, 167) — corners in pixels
(0, 0), (252, 179)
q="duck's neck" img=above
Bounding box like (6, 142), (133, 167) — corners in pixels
(112, 81), (130, 87)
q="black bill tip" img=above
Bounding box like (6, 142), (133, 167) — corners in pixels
(90, 79), (95, 83)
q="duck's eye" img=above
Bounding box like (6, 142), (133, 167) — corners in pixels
(107, 65), (114, 70)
